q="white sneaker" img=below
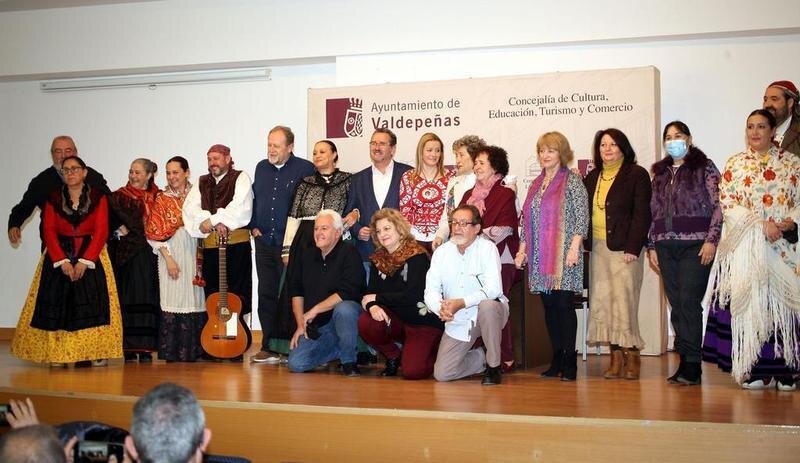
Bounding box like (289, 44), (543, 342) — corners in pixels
(741, 377), (777, 390)
(252, 351), (283, 364)
(776, 378), (798, 391)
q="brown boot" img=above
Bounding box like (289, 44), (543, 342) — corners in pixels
(623, 348), (640, 380)
(604, 345), (623, 379)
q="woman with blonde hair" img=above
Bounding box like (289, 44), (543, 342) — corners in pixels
(358, 208), (443, 379)
(399, 132), (453, 253)
(516, 132), (589, 381)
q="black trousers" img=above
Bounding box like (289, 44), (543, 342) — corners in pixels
(254, 240), (284, 351)
(654, 240), (711, 363)
(540, 290), (578, 353)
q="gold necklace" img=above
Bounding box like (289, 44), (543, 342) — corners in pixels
(594, 172), (616, 211)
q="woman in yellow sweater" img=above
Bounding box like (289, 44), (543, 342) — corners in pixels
(583, 128), (652, 380)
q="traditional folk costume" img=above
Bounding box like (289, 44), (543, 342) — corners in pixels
(703, 146), (800, 384)
(109, 182), (161, 356)
(182, 151), (253, 359)
(145, 184), (206, 362)
(11, 186), (123, 363)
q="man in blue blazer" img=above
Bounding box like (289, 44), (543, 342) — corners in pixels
(346, 128), (411, 277)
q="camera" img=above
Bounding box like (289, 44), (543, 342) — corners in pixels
(74, 440), (125, 463)
(0, 404), (9, 426)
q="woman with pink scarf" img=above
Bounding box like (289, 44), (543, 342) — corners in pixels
(515, 132), (589, 381)
(460, 145), (520, 372)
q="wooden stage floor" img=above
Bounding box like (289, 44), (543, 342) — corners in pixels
(1, 341), (799, 462)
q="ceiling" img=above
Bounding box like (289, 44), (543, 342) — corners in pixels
(0, 0), (158, 12)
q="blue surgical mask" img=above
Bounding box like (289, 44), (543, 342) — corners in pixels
(665, 139), (688, 159)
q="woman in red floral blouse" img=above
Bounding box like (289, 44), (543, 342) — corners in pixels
(399, 132), (453, 253)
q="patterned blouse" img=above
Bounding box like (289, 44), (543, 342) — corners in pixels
(289, 170), (352, 219)
(719, 146), (799, 271)
(520, 171), (589, 293)
(399, 169), (453, 242)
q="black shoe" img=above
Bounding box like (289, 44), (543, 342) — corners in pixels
(380, 357), (400, 377)
(138, 352), (153, 363)
(124, 352), (138, 363)
(667, 355), (685, 384)
(676, 362), (701, 386)
(342, 362), (361, 377)
(560, 351), (577, 382)
(481, 365), (502, 386)
(357, 352), (378, 365)
(74, 360), (92, 368)
(540, 349), (564, 378)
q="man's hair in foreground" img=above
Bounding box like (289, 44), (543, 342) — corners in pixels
(131, 382), (205, 463)
(0, 424), (66, 463)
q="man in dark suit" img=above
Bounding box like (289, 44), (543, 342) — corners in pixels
(345, 128), (411, 277)
(8, 135), (109, 246)
(763, 80), (800, 156)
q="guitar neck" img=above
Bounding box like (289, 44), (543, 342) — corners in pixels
(218, 241), (228, 307)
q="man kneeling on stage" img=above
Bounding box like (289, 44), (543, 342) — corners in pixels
(425, 205), (509, 386)
(288, 209), (365, 376)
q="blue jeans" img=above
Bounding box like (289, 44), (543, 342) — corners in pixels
(288, 300), (360, 372)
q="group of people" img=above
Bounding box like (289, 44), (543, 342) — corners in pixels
(6, 80), (799, 390)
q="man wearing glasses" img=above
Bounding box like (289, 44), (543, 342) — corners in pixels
(425, 205), (509, 386)
(8, 135), (109, 245)
(345, 128), (411, 277)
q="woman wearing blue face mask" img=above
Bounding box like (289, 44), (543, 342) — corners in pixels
(647, 121), (722, 385)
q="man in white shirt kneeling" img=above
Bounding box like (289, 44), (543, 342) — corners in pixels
(425, 205), (509, 386)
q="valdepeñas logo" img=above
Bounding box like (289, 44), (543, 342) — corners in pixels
(326, 98), (363, 138)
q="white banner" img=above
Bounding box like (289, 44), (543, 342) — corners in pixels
(308, 66), (665, 354)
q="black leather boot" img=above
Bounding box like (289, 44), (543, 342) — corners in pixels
(560, 350), (578, 382)
(481, 365), (502, 386)
(540, 349), (564, 378)
(380, 357), (400, 377)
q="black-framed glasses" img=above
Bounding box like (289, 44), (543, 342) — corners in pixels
(61, 166), (84, 175)
(449, 219), (477, 227)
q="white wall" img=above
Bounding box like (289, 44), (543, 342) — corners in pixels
(1, 0), (797, 78)
(0, 62), (335, 328)
(1, 0), (799, 329)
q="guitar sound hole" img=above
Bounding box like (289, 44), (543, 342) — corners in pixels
(216, 306), (232, 322)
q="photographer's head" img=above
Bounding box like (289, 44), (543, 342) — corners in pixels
(0, 424), (66, 463)
(125, 383), (211, 463)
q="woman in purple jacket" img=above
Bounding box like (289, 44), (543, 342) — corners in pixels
(647, 121), (722, 385)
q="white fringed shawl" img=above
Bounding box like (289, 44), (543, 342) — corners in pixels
(704, 147), (800, 383)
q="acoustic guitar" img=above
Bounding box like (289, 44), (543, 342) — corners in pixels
(200, 231), (251, 359)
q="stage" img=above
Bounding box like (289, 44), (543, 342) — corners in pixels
(1, 340), (798, 462)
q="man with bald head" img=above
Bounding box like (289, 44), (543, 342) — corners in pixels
(0, 424), (66, 463)
(8, 135), (109, 245)
(763, 80), (800, 156)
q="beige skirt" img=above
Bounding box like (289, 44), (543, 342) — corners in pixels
(587, 240), (645, 348)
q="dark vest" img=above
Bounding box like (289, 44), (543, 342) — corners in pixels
(199, 169), (242, 214)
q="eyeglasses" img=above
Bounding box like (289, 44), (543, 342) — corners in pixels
(52, 148), (76, 155)
(61, 166), (84, 174)
(369, 141), (390, 147)
(449, 219), (477, 227)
